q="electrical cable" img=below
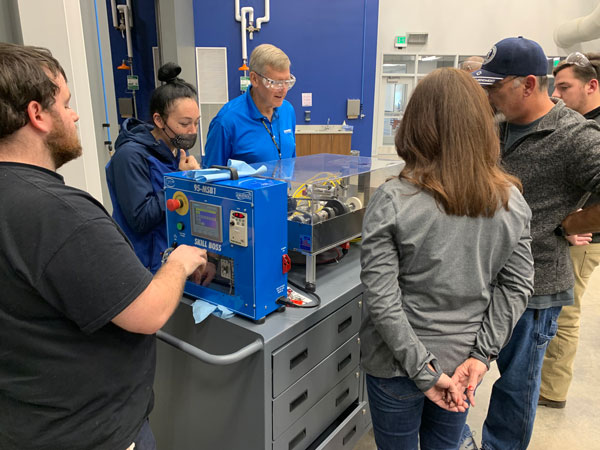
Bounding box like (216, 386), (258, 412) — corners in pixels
(281, 278), (321, 308)
(94, 0), (112, 147)
(315, 247), (345, 265)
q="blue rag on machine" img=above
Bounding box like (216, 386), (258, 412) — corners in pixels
(192, 299), (235, 323)
(184, 159), (267, 183)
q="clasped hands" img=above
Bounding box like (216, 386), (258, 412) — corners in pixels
(424, 357), (488, 412)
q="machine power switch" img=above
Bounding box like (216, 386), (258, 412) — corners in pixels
(282, 254), (291, 274)
(167, 198), (183, 211)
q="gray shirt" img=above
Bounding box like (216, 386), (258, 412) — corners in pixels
(360, 178), (534, 391)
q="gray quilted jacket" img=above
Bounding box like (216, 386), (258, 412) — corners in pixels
(499, 99), (600, 301)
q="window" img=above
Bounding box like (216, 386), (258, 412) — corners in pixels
(382, 80), (408, 146)
(383, 55), (416, 74)
(417, 55), (455, 73)
(375, 53), (564, 155)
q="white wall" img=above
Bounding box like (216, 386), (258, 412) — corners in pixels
(373, 0), (600, 154)
(377, 0), (600, 56)
(17, 0), (108, 204)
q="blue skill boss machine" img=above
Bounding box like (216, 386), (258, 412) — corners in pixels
(164, 170), (290, 322)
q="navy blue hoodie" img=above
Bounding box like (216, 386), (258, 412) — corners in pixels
(106, 118), (179, 273)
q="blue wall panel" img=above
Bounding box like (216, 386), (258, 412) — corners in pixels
(193, 0), (379, 156)
(105, 0), (158, 124)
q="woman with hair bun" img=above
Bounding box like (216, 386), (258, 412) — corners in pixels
(106, 62), (202, 273)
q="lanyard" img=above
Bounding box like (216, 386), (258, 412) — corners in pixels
(261, 119), (281, 159)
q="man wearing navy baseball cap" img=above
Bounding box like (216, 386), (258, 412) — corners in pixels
(456, 37), (600, 450)
(472, 36), (548, 86)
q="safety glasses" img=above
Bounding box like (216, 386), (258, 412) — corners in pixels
(256, 73), (296, 90)
(564, 52), (592, 68)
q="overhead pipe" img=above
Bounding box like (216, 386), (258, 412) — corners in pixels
(110, 0), (118, 27)
(111, 0), (137, 117)
(236, 0), (269, 39)
(255, 0), (270, 30)
(126, 0), (133, 28)
(117, 4), (133, 58)
(234, 0), (242, 21)
(554, 2), (600, 48)
(240, 6), (254, 63)
(235, 0), (271, 68)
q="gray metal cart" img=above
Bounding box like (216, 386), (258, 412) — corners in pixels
(151, 246), (370, 450)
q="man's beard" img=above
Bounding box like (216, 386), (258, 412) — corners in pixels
(46, 111), (82, 169)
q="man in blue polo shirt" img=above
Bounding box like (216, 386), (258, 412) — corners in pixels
(202, 44), (296, 167)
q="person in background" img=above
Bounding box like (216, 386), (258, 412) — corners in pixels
(202, 43), (296, 167)
(465, 37), (600, 450)
(106, 63), (203, 274)
(538, 51), (600, 409)
(360, 68), (533, 450)
(0, 43), (207, 450)
(460, 56), (484, 72)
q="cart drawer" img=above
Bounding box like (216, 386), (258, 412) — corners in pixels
(272, 370), (360, 450)
(273, 335), (359, 439)
(272, 296), (361, 397)
(315, 401), (370, 450)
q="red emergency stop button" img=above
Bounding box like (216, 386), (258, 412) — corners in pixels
(167, 198), (182, 211)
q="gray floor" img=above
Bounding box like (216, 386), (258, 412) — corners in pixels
(354, 265), (600, 450)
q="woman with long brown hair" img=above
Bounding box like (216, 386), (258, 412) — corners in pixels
(360, 68), (534, 449)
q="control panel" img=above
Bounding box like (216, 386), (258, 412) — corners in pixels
(164, 172), (289, 321)
(229, 211), (248, 247)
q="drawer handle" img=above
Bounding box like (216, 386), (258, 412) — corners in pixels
(342, 425), (357, 446)
(289, 349), (308, 370)
(338, 316), (352, 334)
(337, 354), (352, 372)
(335, 388), (350, 407)
(289, 428), (306, 450)
(289, 390), (308, 412)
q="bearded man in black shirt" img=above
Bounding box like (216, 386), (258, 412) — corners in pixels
(0, 43), (207, 450)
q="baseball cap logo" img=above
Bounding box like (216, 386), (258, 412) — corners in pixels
(483, 46), (497, 65)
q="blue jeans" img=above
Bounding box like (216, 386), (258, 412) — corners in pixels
(482, 306), (561, 450)
(133, 419), (156, 450)
(367, 374), (468, 450)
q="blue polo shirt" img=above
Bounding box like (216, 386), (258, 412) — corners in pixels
(202, 87), (296, 168)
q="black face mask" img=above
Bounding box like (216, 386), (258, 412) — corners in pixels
(162, 121), (197, 150)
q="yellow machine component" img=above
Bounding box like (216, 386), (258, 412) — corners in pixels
(172, 191), (189, 216)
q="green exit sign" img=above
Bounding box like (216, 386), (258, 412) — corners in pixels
(395, 35), (407, 48)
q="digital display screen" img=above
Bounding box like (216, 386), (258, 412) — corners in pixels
(190, 201), (222, 242)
